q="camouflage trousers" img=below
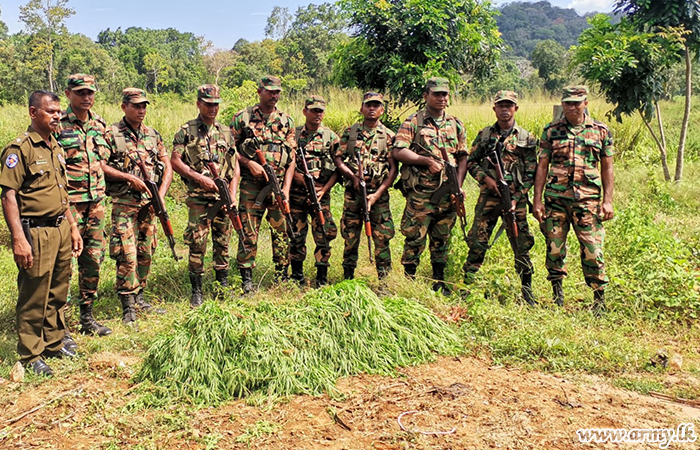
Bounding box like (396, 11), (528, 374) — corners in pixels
(540, 196), (607, 290)
(401, 190), (456, 267)
(69, 200), (106, 305)
(109, 202), (157, 295)
(184, 196), (232, 274)
(289, 185), (337, 266)
(341, 190), (395, 270)
(236, 180), (289, 269)
(464, 189), (534, 277)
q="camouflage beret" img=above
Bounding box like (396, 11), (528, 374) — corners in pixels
(362, 92), (384, 105)
(494, 90), (518, 105)
(67, 73), (97, 92)
(304, 95), (326, 111)
(258, 75), (283, 91)
(122, 87), (149, 105)
(197, 84), (221, 103)
(425, 77), (450, 93)
(562, 85), (587, 102)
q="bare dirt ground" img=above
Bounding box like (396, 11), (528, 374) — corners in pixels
(1, 353), (698, 449)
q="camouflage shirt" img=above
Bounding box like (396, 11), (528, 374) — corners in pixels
(55, 106), (109, 203)
(393, 109), (467, 191)
(229, 104), (296, 182)
(104, 118), (168, 206)
(336, 122), (395, 193)
(538, 115), (614, 201)
(173, 116), (236, 199)
(294, 124), (339, 186)
(467, 122), (537, 199)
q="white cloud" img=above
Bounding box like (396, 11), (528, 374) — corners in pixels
(568, 0), (614, 14)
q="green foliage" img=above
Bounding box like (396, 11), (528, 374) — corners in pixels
(530, 39), (569, 94)
(615, 0), (700, 49)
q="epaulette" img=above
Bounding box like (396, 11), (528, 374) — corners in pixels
(8, 133), (29, 147)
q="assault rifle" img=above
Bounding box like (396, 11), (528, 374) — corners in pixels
(485, 135), (519, 255)
(133, 154), (181, 261)
(424, 141), (468, 241)
(355, 153), (373, 263)
(296, 145), (328, 247)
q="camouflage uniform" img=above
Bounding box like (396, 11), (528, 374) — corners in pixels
(336, 119), (396, 274)
(229, 77), (295, 272)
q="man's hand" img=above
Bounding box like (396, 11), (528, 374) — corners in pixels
(128, 175), (149, 193)
(197, 175), (218, 193)
(484, 176), (499, 196)
(13, 236), (33, 269)
(248, 161), (267, 180)
(426, 158), (443, 174)
(532, 199), (545, 223)
(70, 225), (83, 258)
(317, 187), (327, 200)
(367, 192), (380, 211)
(600, 201), (614, 221)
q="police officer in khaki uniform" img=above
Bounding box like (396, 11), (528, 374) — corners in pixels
(0, 90), (83, 376)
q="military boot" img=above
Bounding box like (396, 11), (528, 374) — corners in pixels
(274, 264), (289, 283)
(215, 269), (229, 300)
(134, 289), (167, 315)
(377, 265), (391, 280)
(189, 273), (203, 307)
(552, 280), (564, 307)
(290, 261), (305, 285)
(79, 303), (112, 336)
(593, 289), (606, 316)
(431, 263), (452, 296)
(62, 330), (78, 352)
(403, 264), (417, 279)
(316, 265), (328, 287)
(343, 266), (355, 280)
(120, 294), (137, 327)
(240, 268), (254, 294)
(520, 273), (537, 306)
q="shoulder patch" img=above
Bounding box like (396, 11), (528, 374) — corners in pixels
(5, 153), (19, 168)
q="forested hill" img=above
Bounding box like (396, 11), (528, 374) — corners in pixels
(497, 1), (597, 57)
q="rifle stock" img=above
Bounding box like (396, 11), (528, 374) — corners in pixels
(430, 143), (468, 241)
(205, 156), (249, 254)
(486, 136), (519, 255)
(355, 153), (373, 263)
(254, 146), (297, 239)
(296, 146), (328, 247)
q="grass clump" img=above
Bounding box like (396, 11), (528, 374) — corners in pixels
(137, 280), (463, 405)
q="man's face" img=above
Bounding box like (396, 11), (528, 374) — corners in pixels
(122, 101), (148, 125)
(424, 90), (449, 111)
(493, 101), (518, 123)
(197, 99), (219, 121)
(361, 101), (384, 120)
(303, 107), (324, 127)
(563, 99), (588, 123)
(258, 88), (280, 110)
(30, 96), (61, 134)
(66, 88), (95, 114)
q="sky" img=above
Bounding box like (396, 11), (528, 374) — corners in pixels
(0, 0), (615, 49)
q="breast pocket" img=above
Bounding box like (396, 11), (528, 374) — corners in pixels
(26, 161), (53, 192)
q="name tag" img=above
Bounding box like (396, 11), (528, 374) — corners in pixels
(35, 159), (48, 165)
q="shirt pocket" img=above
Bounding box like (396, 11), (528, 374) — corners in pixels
(26, 159), (54, 192)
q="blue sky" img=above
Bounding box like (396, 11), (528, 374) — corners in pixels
(0, 0), (614, 49)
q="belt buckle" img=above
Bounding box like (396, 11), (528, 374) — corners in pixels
(54, 215), (65, 227)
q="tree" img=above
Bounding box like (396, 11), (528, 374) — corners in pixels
(335, 0), (503, 113)
(530, 39), (569, 95)
(19, 0), (75, 92)
(264, 6), (292, 40)
(572, 15), (685, 181)
(615, 0), (700, 181)
(203, 48), (238, 85)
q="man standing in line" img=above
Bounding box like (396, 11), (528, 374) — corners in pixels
(463, 90), (538, 304)
(229, 76), (296, 294)
(171, 85), (237, 307)
(393, 78), (468, 295)
(289, 95), (339, 286)
(0, 90), (83, 376)
(334, 92), (397, 280)
(533, 86), (614, 313)
(56, 74), (112, 336)
(103, 88), (172, 326)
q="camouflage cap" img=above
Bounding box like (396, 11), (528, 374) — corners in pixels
(362, 92), (384, 105)
(122, 87), (149, 104)
(304, 94), (326, 111)
(562, 85), (588, 102)
(197, 84), (221, 103)
(425, 77), (450, 93)
(258, 75), (283, 91)
(493, 90), (518, 105)
(67, 73), (97, 92)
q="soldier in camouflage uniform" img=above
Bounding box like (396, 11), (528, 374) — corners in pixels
(289, 95), (339, 286)
(229, 76), (296, 293)
(103, 88), (173, 326)
(172, 85), (237, 307)
(334, 92), (397, 280)
(393, 78), (468, 294)
(463, 91), (538, 304)
(533, 86), (615, 313)
(55, 74), (112, 337)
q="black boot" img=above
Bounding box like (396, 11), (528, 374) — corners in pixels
(135, 289), (166, 315)
(240, 268), (254, 294)
(404, 264), (417, 279)
(274, 264), (289, 283)
(79, 303), (112, 336)
(343, 266), (355, 280)
(214, 269), (229, 300)
(62, 330), (78, 352)
(189, 273), (203, 307)
(520, 273), (537, 306)
(593, 289), (606, 316)
(431, 263), (451, 296)
(552, 280), (564, 307)
(316, 265), (328, 287)
(119, 294), (137, 327)
(290, 261), (305, 285)
(377, 265), (391, 280)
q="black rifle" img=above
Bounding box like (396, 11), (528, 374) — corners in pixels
(426, 142), (468, 241)
(133, 154), (181, 260)
(252, 142), (297, 239)
(296, 145), (328, 247)
(485, 135), (519, 255)
(355, 153), (373, 263)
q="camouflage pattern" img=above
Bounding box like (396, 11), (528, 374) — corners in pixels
(304, 95), (326, 110)
(400, 191), (455, 266)
(197, 84), (222, 103)
(493, 90), (518, 105)
(259, 75), (283, 91)
(184, 197), (231, 273)
(336, 122), (395, 192)
(425, 77), (450, 93)
(122, 87), (149, 104)
(341, 191), (394, 270)
(67, 73), (97, 91)
(362, 92), (384, 105)
(109, 202), (157, 294)
(562, 85), (588, 102)
(236, 186), (289, 269)
(69, 201), (106, 305)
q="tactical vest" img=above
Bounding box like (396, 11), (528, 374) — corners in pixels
(183, 119), (232, 171)
(238, 106), (292, 168)
(105, 124), (162, 196)
(294, 125), (335, 175)
(346, 123), (389, 186)
(478, 125), (534, 188)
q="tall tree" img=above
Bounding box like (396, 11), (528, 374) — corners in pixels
(531, 39), (569, 95)
(19, 0), (75, 92)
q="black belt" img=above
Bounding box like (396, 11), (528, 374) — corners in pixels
(21, 215), (65, 228)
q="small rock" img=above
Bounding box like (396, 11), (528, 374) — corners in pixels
(669, 354), (683, 371)
(9, 362), (24, 383)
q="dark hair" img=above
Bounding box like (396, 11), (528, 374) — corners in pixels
(29, 90), (60, 109)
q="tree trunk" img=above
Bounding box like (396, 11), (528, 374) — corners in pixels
(675, 43), (691, 182)
(48, 33), (54, 92)
(641, 108), (671, 181)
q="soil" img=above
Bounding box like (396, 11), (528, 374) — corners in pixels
(1, 353), (698, 449)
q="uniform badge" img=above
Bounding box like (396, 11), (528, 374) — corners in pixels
(5, 153), (19, 169)
(57, 153), (65, 165)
